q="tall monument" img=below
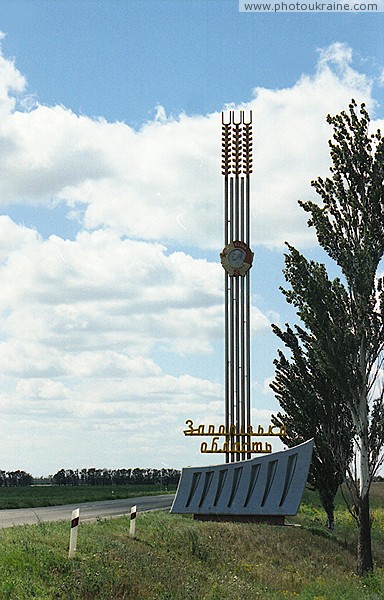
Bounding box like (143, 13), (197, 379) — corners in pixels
(171, 110), (313, 524)
(220, 110), (254, 462)
(182, 110), (276, 458)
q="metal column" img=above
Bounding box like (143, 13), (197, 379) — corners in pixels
(221, 111), (253, 462)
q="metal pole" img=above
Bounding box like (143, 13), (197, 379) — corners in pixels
(244, 124), (252, 459)
(224, 177), (230, 463)
(240, 177), (246, 453)
(222, 113), (232, 463)
(225, 271), (230, 463)
(229, 176), (235, 461)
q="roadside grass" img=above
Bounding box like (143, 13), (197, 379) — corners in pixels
(0, 486), (383, 599)
(0, 484), (176, 509)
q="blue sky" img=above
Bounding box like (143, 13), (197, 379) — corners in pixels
(2, 2), (383, 124)
(0, 1), (383, 475)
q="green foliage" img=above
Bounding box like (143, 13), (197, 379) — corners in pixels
(303, 100), (384, 298)
(52, 467), (180, 487)
(271, 100), (384, 574)
(299, 101), (384, 425)
(0, 470), (33, 487)
(271, 246), (354, 528)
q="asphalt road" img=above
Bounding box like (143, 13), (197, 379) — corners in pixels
(0, 494), (175, 529)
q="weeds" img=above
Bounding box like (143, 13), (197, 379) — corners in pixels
(0, 488), (382, 598)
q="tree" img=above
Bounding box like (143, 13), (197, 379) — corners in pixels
(52, 469), (67, 486)
(51, 467), (180, 486)
(274, 100), (384, 576)
(6, 470), (33, 487)
(270, 261), (355, 529)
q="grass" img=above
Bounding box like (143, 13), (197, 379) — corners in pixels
(0, 485), (383, 599)
(0, 484), (176, 509)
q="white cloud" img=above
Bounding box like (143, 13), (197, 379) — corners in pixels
(0, 213), (273, 471)
(0, 223), (226, 360)
(0, 41), (380, 252)
(316, 41), (367, 90)
(379, 67), (384, 87)
(0, 38), (25, 118)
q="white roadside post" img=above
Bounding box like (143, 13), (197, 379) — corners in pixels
(130, 505), (137, 538)
(68, 508), (80, 558)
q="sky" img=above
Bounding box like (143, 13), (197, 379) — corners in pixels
(0, 0), (383, 476)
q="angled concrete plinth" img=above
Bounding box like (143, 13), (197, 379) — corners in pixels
(171, 439), (313, 524)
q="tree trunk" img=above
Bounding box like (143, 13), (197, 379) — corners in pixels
(325, 508), (335, 530)
(354, 339), (373, 576)
(357, 493), (373, 576)
(318, 488), (335, 530)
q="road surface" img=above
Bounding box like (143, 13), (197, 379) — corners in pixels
(0, 494), (175, 529)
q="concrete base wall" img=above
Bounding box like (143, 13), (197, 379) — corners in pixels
(171, 439), (313, 518)
(193, 513), (285, 525)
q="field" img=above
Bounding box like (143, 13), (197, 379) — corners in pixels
(0, 484), (383, 598)
(0, 483), (176, 510)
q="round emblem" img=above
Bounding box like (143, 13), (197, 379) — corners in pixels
(220, 241), (254, 276)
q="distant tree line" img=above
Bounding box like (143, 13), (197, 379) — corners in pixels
(51, 467), (180, 486)
(0, 470), (33, 487)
